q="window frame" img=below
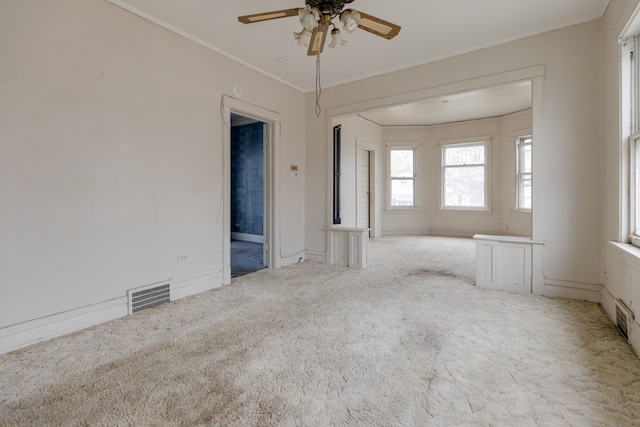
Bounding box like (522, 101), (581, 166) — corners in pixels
(386, 143), (420, 210)
(630, 132), (640, 246)
(440, 138), (490, 211)
(515, 134), (533, 212)
(623, 33), (640, 247)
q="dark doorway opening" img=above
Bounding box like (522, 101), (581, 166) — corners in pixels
(230, 113), (266, 277)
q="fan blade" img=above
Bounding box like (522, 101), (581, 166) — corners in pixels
(238, 8), (301, 24)
(307, 24), (329, 56)
(358, 12), (401, 40)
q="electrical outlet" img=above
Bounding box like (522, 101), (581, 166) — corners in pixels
(178, 255), (188, 263)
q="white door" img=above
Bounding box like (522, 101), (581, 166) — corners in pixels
(356, 148), (370, 233)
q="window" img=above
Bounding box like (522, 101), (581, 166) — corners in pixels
(624, 33), (640, 245)
(516, 135), (532, 211)
(442, 142), (487, 209)
(389, 148), (416, 207)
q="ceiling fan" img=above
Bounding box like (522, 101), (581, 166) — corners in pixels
(238, 0), (401, 56)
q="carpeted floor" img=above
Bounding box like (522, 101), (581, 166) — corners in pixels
(1, 236), (640, 426)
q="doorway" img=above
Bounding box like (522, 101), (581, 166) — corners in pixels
(222, 96), (279, 285)
(230, 113), (266, 277)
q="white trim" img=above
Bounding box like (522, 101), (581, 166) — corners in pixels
(530, 76), (544, 295)
(542, 279), (602, 303)
(231, 232), (264, 243)
(0, 297), (128, 354)
(385, 141), (425, 147)
(386, 143), (422, 210)
(437, 135), (493, 146)
(630, 316), (640, 359)
(440, 139), (491, 210)
(356, 139), (378, 236)
(516, 133), (533, 212)
(473, 234), (545, 245)
(305, 250), (326, 263)
(620, 1), (640, 40)
(0, 272), (226, 354)
(431, 228), (495, 238)
(436, 208), (494, 215)
(171, 273), (224, 301)
(381, 229), (430, 236)
(222, 96), (281, 282)
(511, 128), (533, 138)
(610, 240), (640, 269)
(384, 208), (425, 214)
(327, 66), (545, 118)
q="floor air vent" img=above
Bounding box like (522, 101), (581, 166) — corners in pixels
(616, 299), (633, 341)
(128, 282), (171, 314)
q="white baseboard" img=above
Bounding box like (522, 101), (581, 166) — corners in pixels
(429, 228), (484, 238)
(630, 318), (640, 359)
(543, 279), (602, 302)
(305, 250), (326, 263)
(171, 273), (224, 301)
(0, 272), (225, 355)
(273, 249), (306, 268)
(0, 297), (128, 355)
(381, 229), (429, 236)
(231, 232), (264, 243)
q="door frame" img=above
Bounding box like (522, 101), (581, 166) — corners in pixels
(356, 139), (378, 237)
(222, 96), (280, 284)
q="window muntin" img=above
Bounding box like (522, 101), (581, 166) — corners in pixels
(517, 136), (532, 211)
(389, 148), (416, 207)
(442, 142), (487, 209)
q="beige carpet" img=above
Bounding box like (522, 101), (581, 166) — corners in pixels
(1, 236), (640, 426)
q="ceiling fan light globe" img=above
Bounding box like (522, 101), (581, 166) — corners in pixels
(299, 5), (320, 31)
(294, 28), (312, 47)
(340, 9), (361, 33)
(329, 29), (347, 49)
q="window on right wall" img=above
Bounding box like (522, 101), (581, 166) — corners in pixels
(441, 141), (487, 209)
(516, 135), (532, 211)
(621, 32), (640, 246)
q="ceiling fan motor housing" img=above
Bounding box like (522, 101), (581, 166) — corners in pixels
(306, 0), (355, 16)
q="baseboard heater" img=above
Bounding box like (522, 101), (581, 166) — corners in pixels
(616, 299), (634, 341)
(128, 282), (171, 314)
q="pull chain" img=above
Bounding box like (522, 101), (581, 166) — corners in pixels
(315, 52), (322, 118)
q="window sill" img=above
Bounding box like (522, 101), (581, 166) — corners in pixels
(385, 207), (424, 214)
(436, 208), (494, 216)
(610, 241), (640, 268)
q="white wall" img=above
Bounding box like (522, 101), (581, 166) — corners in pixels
(333, 116), (382, 231)
(380, 110), (532, 237)
(0, 0), (305, 347)
(306, 20), (602, 297)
